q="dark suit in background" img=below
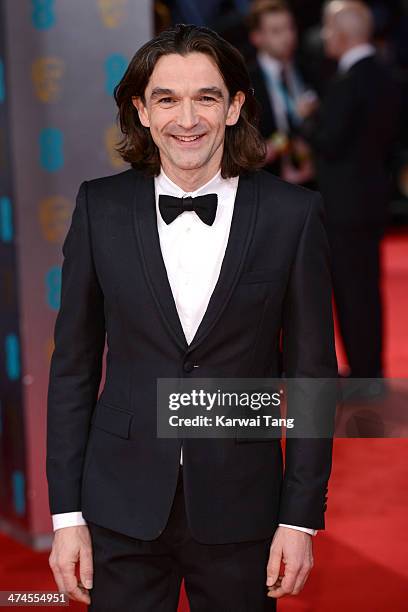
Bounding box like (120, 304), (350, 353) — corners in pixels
(301, 55), (400, 377)
(249, 59), (281, 176)
(249, 57), (316, 185)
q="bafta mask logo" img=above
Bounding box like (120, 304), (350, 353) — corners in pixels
(104, 53), (128, 95)
(5, 333), (20, 381)
(39, 128), (64, 172)
(31, 0), (56, 31)
(0, 58), (5, 103)
(46, 266), (61, 310)
(32, 57), (64, 103)
(97, 0), (128, 28)
(12, 471), (26, 516)
(0, 196), (13, 242)
(104, 124), (127, 169)
(39, 195), (72, 243)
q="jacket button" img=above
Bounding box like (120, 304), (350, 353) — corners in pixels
(183, 361), (194, 373)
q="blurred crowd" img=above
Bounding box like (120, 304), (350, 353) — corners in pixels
(155, 0), (407, 208)
(154, 0), (407, 379)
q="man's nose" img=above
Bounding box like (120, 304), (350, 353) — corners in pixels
(176, 100), (199, 130)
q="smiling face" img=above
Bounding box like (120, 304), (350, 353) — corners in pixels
(132, 52), (245, 186)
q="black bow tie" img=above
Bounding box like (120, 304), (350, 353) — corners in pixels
(158, 193), (218, 226)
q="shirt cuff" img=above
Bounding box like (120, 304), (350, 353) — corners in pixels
(278, 523), (317, 536)
(52, 512), (87, 531)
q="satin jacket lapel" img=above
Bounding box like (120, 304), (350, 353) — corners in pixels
(131, 170), (259, 355)
(132, 172), (189, 352)
(187, 171), (258, 353)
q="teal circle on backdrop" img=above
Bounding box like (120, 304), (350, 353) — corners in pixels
(105, 53), (128, 95)
(0, 59), (5, 102)
(5, 333), (20, 380)
(39, 128), (64, 172)
(45, 265), (62, 310)
(31, 0), (56, 31)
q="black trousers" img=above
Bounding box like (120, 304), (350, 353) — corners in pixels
(87, 466), (277, 611)
(327, 226), (384, 378)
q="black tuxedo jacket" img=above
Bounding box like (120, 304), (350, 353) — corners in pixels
(46, 168), (337, 544)
(301, 55), (400, 228)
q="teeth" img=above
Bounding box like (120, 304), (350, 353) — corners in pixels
(174, 135), (201, 142)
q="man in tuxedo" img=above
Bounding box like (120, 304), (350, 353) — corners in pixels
(247, 0), (317, 185)
(299, 0), (400, 379)
(46, 24), (337, 611)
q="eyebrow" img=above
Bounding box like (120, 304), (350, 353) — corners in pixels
(150, 88), (174, 99)
(150, 86), (224, 100)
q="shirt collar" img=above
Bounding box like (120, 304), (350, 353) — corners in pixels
(338, 43), (376, 73)
(155, 166), (232, 198)
(257, 52), (294, 80)
(257, 52), (284, 78)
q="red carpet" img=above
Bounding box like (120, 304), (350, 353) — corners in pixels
(1, 232), (407, 611)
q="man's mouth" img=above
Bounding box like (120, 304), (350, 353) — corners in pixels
(171, 134), (205, 142)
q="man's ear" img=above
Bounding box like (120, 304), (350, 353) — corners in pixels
(132, 96), (150, 128)
(226, 91), (246, 126)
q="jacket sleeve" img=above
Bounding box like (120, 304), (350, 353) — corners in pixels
(278, 192), (337, 530)
(46, 181), (106, 514)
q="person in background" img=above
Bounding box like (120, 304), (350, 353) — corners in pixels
(166, 0), (250, 28)
(299, 0), (400, 379)
(247, 0), (318, 185)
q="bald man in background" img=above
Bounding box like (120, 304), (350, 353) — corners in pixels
(299, 0), (400, 379)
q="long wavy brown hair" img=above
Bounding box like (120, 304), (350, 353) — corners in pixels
(114, 23), (266, 177)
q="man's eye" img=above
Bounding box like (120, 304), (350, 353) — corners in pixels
(159, 97), (175, 104)
(199, 96), (216, 103)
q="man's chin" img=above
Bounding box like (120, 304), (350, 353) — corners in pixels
(167, 156), (207, 172)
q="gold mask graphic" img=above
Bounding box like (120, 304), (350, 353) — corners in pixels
(32, 57), (64, 103)
(39, 196), (72, 243)
(97, 0), (128, 28)
(105, 124), (127, 169)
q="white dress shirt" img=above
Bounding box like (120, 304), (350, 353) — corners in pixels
(338, 43), (376, 73)
(52, 167), (317, 536)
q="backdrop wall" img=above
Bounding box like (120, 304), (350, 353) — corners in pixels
(0, 0), (152, 549)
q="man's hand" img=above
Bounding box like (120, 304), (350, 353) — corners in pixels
(296, 92), (320, 119)
(266, 526), (314, 598)
(264, 140), (280, 164)
(264, 132), (291, 165)
(49, 525), (93, 605)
